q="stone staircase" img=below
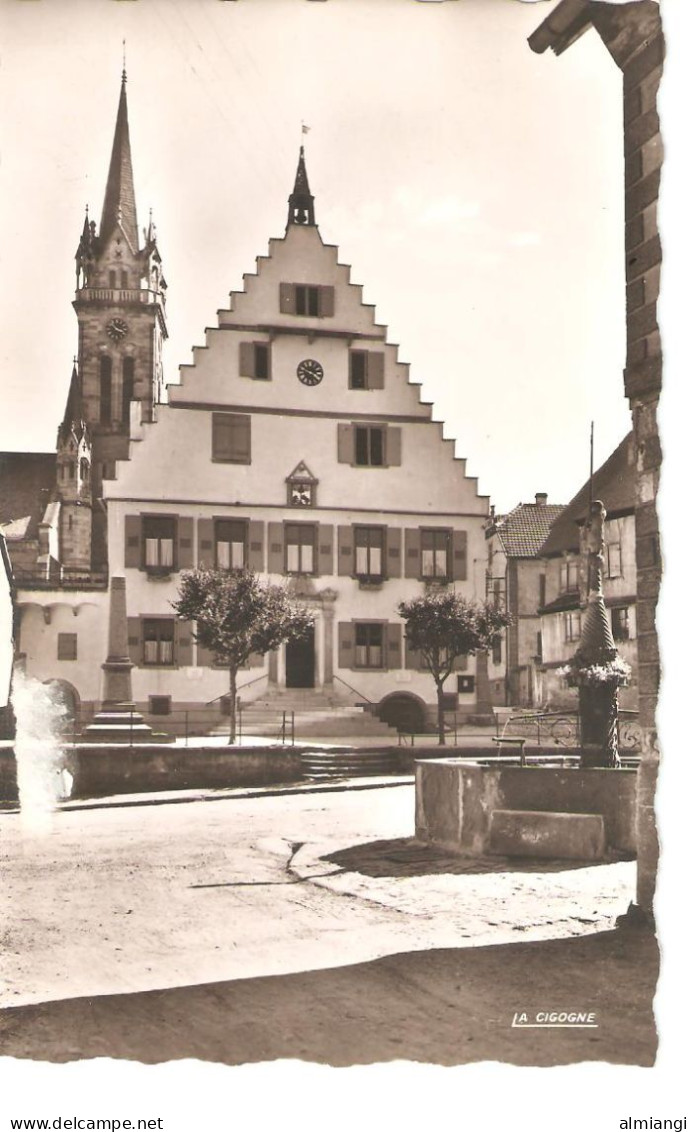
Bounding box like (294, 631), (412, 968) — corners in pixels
(213, 688), (399, 741)
(299, 747), (405, 781)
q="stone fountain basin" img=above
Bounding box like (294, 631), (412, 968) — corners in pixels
(415, 758), (637, 858)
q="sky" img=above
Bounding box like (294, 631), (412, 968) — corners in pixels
(0, 0), (629, 512)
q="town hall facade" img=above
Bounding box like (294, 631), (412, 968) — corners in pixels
(3, 75), (492, 735)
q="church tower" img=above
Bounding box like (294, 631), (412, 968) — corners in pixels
(56, 363), (93, 570)
(73, 69), (167, 534)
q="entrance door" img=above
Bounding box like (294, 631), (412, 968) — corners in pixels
(286, 626), (315, 688)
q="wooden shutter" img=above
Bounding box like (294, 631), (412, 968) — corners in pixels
(248, 520), (265, 572)
(196, 623), (215, 668)
(386, 527), (402, 578)
(127, 617), (141, 665)
(405, 639), (422, 670)
(198, 518), (214, 568)
(319, 286), (335, 317)
(178, 517), (194, 570)
(267, 522), (285, 574)
(453, 530), (468, 581)
(337, 526), (354, 576)
(386, 623), (403, 670)
(279, 283), (295, 314)
(239, 341), (255, 377)
(367, 352), (385, 389)
(385, 426), (402, 466)
(338, 622), (354, 668)
(177, 620), (194, 668)
(212, 413), (251, 463)
(404, 528), (421, 578)
(337, 423), (354, 464)
(124, 515), (141, 569)
(317, 525), (334, 576)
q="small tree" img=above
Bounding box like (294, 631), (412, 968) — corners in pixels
(173, 568), (314, 744)
(398, 591), (511, 745)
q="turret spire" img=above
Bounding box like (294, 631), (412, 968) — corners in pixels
(287, 146), (316, 228)
(100, 70), (139, 251)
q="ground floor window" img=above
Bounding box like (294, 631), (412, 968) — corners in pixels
(143, 618), (175, 666)
(355, 623), (384, 669)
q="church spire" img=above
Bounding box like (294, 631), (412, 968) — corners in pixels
(100, 70), (139, 251)
(287, 146), (316, 228)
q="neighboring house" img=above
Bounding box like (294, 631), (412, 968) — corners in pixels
(4, 73), (493, 734)
(529, 0), (662, 917)
(537, 433), (637, 710)
(485, 493), (564, 707)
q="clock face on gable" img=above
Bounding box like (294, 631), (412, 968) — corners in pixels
(296, 359), (323, 386)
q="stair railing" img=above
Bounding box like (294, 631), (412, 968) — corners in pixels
(332, 674), (376, 709)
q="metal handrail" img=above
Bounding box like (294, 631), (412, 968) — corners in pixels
(332, 674), (376, 707)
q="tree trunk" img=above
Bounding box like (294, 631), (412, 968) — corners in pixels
(228, 665), (238, 745)
(436, 679), (446, 746)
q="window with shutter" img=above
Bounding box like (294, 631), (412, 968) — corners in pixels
(215, 519), (247, 569)
(295, 285), (319, 316)
(337, 622), (354, 668)
(211, 412), (251, 464)
(354, 526), (384, 581)
(142, 516), (176, 572)
(285, 524), (316, 575)
(421, 529), (451, 579)
(280, 284), (334, 318)
(349, 351), (367, 389)
(142, 618), (176, 666)
(239, 341), (270, 380)
(354, 623), (384, 669)
(127, 617), (141, 665)
(354, 425), (385, 467)
(337, 423), (354, 464)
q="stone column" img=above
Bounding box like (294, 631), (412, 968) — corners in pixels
(101, 576), (133, 707)
(474, 650), (493, 718)
(321, 591), (337, 690)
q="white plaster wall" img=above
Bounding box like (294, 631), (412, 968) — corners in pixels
(17, 593), (109, 705)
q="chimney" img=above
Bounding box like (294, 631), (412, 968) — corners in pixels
(535, 493), (548, 507)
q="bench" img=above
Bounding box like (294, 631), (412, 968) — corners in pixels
(491, 735), (527, 766)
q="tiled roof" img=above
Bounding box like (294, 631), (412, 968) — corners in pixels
(541, 432), (636, 557)
(0, 452), (56, 540)
(494, 503), (566, 558)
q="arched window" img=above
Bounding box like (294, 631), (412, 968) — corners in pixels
(100, 356), (112, 424)
(122, 356), (135, 423)
(79, 457), (89, 481)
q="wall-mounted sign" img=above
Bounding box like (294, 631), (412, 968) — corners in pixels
(457, 675), (475, 694)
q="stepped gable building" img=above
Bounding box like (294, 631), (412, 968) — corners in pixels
(486, 493), (564, 707)
(537, 432), (637, 710)
(6, 76), (492, 734)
